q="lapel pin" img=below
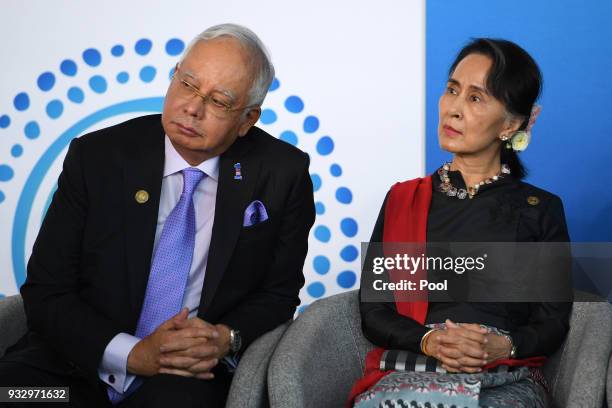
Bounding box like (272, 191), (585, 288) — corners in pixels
(135, 190), (149, 204)
(234, 163), (242, 180)
(527, 196), (540, 206)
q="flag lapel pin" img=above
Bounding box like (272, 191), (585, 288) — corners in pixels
(234, 163), (242, 180)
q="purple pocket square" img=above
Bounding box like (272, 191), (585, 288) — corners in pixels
(243, 200), (269, 227)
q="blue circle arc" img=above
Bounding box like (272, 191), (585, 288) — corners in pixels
(12, 97), (164, 287)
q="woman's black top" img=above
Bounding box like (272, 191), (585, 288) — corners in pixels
(360, 168), (572, 358)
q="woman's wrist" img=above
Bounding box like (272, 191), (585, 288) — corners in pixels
(500, 333), (516, 358)
(487, 333), (515, 361)
(420, 328), (439, 356)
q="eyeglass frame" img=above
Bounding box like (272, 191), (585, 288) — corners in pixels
(171, 65), (259, 115)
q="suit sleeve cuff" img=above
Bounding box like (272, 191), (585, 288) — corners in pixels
(97, 333), (141, 393)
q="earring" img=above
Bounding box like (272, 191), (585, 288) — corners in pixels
(500, 134), (512, 149)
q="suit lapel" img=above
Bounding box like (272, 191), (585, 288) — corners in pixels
(199, 135), (260, 314)
(123, 119), (165, 326)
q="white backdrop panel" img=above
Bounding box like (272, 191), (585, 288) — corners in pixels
(0, 0), (424, 307)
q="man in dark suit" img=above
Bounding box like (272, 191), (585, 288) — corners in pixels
(0, 23), (315, 407)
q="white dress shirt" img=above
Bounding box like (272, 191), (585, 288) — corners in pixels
(98, 135), (218, 393)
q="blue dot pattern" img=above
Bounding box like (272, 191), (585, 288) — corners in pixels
(6, 52), (361, 302)
(46, 100), (63, 119)
(330, 164), (342, 177)
(307, 282), (325, 298)
(117, 72), (129, 84)
(0, 165), (14, 181)
(24, 121), (40, 139)
(111, 45), (124, 57)
(280, 130), (298, 146)
(165, 39), (185, 56)
(260, 109), (277, 124)
(67, 87), (84, 103)
(60, 59), (77, 76)
(313, 255), (330, 275)
(336, 187), (353, 204)
(340, 217), (358, 237)
(14, 93), (30, 111)
(269, 78), (280, 91)
(139, 66), (156, 83)
(316, 136), (334, 155)
(285, 95), (304, 113)
(315, 201), (325, 215)
(337, 271), (357, 289)
(254, 76), (361, 297)
(11, 145), (23, 158)
(340, 245), (359, 262)
(37, 72), (55, 91)
(314, 225), (331, 242)
(311, 174), (322, 192)
(82, 48), (101, 67)
(303, 116), (319, 133)
(89, 75), (107, 93)
(135, 39), (152, 56)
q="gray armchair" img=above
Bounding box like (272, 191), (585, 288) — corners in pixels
(0, 295), (27, 358)
(268, 290), (612, 408)
(226, 321), (290, 408)
(607, 353), (612, 408)
(0, 294), (285, 408)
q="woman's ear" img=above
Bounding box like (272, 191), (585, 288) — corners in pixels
(503, 114), (525, 136)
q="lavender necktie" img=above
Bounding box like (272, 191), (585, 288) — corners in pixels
(108, 168), (205, 403)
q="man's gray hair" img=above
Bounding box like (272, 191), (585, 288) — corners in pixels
(180, 23), (275, 107)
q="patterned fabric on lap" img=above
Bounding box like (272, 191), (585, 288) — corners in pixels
(354, 367), (548, 408)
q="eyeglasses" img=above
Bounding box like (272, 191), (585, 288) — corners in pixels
(172, 67), (257, 119)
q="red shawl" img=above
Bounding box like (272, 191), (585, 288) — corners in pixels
(346, 177), (544, 406)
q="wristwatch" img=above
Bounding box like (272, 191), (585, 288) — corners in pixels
(509, 343), (517, 359)
(501, 333), (517, 358)
(229, 329), (242, 354)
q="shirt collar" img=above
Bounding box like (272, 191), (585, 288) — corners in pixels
(163, 135), (219, 181)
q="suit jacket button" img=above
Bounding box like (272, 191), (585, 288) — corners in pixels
(109, 374), (115, 384)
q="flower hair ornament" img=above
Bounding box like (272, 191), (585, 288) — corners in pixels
(503, 104), (542, 152)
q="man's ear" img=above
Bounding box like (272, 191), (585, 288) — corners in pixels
(237, 107), (261, 137)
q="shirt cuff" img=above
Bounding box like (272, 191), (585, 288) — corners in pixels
(97, 333), (141, 393)
(221, 354), (240, 373)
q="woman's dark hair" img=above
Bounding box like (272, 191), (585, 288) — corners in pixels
(449, 38), (542, 179)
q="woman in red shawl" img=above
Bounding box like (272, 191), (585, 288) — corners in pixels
(349, 39), (571, 408)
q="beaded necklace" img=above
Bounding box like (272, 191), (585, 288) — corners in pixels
(437, 162), (511, 199)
